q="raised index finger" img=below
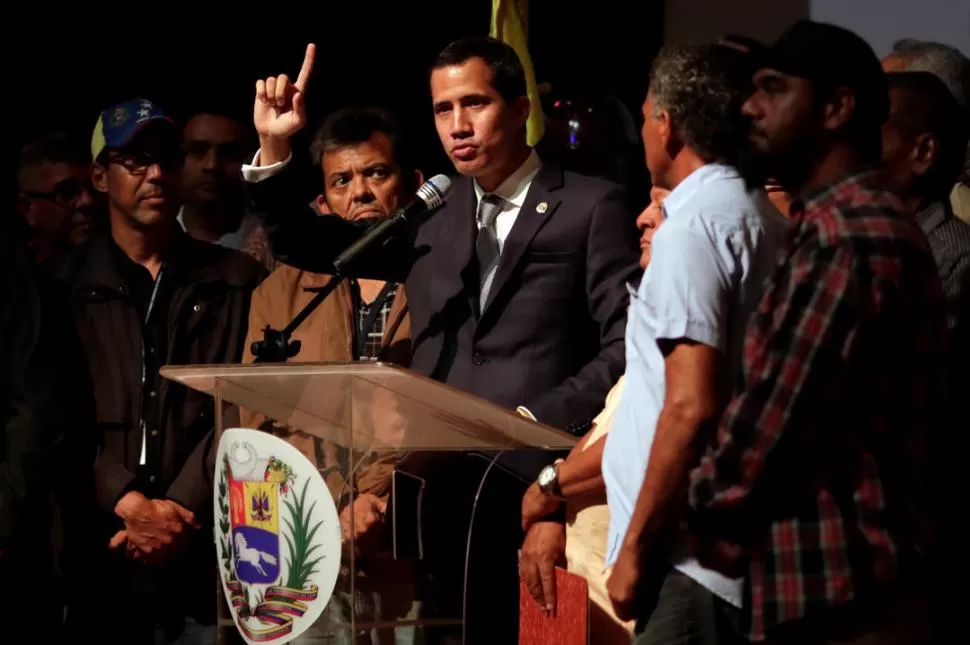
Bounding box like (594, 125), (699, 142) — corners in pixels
(294, 43), (316, 91)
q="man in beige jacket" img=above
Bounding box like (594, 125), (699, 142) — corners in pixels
(239, 106), (423, 644)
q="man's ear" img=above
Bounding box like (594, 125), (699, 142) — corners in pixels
(823, 86), (856, 132)
(910, 132), (938, 179)
(657, 108), (678, 157)
(313, 193), (331, 215)
(91, 163), (109, 194)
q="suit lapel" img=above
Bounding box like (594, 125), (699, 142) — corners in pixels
(447, 177), (479, 273)
(435, 176), (480, 316)
(480, 165), (563, 316)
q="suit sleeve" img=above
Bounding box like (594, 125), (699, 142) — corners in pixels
(245, 155), (412, 282)
(523, 184), (640, 432)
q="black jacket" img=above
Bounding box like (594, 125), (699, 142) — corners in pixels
(52, 229), (264, 625)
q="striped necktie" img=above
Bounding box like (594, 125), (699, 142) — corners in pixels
(475, 194), (504, 308)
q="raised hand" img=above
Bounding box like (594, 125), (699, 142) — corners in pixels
(254, 43), (316, 142)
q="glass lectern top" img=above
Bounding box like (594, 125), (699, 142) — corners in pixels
(161, 362), (577, 452)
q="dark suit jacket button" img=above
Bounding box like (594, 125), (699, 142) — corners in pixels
(472, 352), (486, 366)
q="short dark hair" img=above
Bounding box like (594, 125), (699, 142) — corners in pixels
(432, 36), (527, 104)
(17, 131), (89, 183)
(886, 71), (969, 201)
(310, 106), (413, 173)
(648, 44), (752, 166)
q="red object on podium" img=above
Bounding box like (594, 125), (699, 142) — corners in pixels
(519, 567), (589, 645)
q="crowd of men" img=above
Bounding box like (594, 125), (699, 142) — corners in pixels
(2, 17), (968, 645)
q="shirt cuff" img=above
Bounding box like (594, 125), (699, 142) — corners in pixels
(241, 150), (292, 183)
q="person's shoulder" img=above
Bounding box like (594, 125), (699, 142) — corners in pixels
(253, 262), (307, 297)
(804, 172), (913, 247)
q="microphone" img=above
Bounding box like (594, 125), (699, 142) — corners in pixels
(332, 174), (453, 274)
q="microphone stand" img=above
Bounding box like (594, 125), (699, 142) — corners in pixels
(249, 212), (399, 362)
(250, 271), (345, 363)
(250, 176), (449, 363)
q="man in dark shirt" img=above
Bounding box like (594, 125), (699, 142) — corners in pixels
(60, 99), (264, 645)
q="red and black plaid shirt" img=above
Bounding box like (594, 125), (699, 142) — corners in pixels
(687, 170), (948, 641)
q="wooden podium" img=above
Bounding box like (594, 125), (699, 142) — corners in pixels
(161, 361), (577, 645)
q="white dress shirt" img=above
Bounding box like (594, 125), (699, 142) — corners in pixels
(472, 150), (542, 253)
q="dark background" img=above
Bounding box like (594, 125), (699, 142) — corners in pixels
(11, 1), (663, 196)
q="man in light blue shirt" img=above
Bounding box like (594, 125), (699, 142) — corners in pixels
(602, 44), (786, 644)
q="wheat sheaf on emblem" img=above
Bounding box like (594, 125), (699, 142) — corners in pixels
(218, 441), (325, 642)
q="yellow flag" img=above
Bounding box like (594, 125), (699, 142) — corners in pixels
(490, 0), (545, 146)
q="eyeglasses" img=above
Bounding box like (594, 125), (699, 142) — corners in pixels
(106, 149), (184, 174)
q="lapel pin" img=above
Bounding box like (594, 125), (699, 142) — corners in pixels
(536, 201), (549, 214)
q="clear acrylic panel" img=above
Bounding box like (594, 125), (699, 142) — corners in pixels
(162, 362), (575, 644)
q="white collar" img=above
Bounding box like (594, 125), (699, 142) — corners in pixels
(473, 149), (542, 207)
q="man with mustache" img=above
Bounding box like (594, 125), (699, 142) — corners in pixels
(243, 37), (640, 643)
(57, 99), (265, 644)
(239, 105), (421, 644)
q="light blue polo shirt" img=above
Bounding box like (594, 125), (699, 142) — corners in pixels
(601, 163), (786, 607)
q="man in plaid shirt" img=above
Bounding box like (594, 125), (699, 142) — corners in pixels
(687, 22), (949, 643)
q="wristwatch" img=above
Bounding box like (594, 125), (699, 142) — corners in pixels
(536, 458), (565, 499)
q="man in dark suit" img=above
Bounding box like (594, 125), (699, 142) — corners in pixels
(242, 37), (641, 642)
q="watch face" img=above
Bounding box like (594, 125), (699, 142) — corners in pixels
(538, 465), (555, 489)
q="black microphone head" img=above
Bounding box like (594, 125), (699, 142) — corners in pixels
(417, 174), (453, 209)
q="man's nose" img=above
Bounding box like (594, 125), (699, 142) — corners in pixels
(75, 184), (95, 210)
(741, 96), (759, 118)
(350, 176), (374, 201)
(144, 163), (164, 180)
(201, 147), (220, 171)
(450, 109), (472, 138)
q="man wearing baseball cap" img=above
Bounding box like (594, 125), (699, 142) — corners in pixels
(60, 98), (265, 644)
(686, 21), (947, 643)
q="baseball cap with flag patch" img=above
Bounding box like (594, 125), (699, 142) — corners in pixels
(90, 98), (176, 161)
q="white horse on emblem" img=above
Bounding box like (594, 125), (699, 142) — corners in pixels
(234, 532), (278, 576)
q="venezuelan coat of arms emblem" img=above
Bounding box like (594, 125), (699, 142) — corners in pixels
(215, 428), (341, 644)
